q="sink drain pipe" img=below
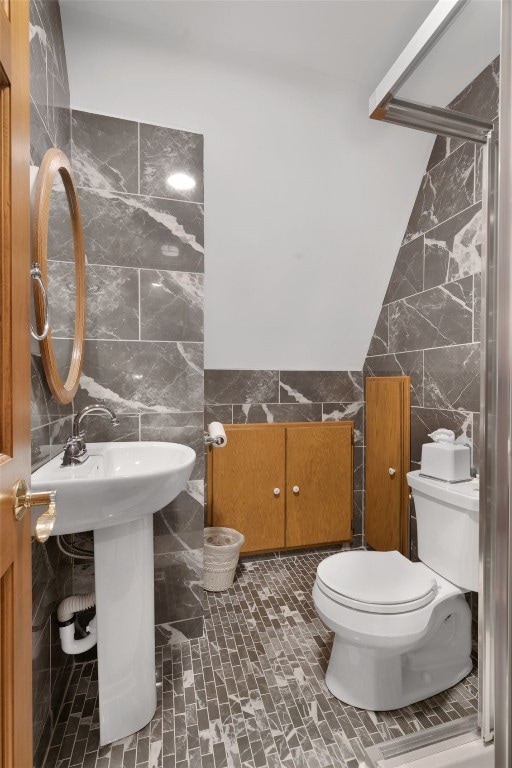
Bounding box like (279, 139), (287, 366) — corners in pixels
(57, 593), (97, 655)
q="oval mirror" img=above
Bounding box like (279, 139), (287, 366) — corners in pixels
(32, 149), (86, 404)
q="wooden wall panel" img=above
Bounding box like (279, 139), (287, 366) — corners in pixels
(365, 376), (410, 554)
(210, 426), (286, 553)
(208, 422), (353, 554)
(285, 424), (352, 548)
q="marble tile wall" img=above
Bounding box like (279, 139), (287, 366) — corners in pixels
(204, 369), (365, 546)
(364, 57), (499, 559)
(70, 108), (205, 647)
(30, 2), (206, 761)
(30, 1), (74, 764)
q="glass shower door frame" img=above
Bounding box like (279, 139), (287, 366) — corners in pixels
(367, 0), (512, 762)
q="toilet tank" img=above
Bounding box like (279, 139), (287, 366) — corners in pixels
(407, 470), (479, 592)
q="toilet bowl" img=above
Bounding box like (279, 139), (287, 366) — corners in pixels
(313, 471), (479, 711)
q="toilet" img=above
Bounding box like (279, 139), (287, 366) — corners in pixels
(313, 470), (479, 711)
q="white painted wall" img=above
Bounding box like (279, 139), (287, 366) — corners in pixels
(61, 3), (436, 370)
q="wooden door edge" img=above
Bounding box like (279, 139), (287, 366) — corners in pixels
(401, 377), (411, 558)
(206, 447), (213, 527)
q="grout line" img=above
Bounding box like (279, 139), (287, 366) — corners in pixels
(405, 198), (482, 245)
(76, 182), (204, 207)
(63, 260), (204, 275)
(137, 121), (140, 196)
(52, 337), (204, 345)
(138, 268), (141, 341)
(366, 340), (478, 358)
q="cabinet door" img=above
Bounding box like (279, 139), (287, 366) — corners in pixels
(211, 426), (285, 553)
(285, 425), (352, 548)
(365, 376), (410, 553)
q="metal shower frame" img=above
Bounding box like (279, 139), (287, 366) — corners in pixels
(368, 0), (512, 763)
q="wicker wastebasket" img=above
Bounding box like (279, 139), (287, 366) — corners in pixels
(204, 527), (245, 592)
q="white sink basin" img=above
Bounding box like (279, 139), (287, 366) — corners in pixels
(31, 439), (196, 747)
(31, 441), (196, 535)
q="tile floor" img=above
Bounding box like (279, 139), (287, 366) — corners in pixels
(44, 553), (478, 768)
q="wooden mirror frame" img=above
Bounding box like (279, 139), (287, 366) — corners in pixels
(33, 148), (86, 404)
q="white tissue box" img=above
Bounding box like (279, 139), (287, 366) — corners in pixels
(420, 442), (471, 483)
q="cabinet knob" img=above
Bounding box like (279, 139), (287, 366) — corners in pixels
(293, 486), (300, 494)
(274, 488), (280, 497)
(389, 468), (396, 477)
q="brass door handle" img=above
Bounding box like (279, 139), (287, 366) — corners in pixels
(13, 479), (56, 543)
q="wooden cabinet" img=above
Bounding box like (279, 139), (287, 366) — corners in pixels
(207, 425), (286, 553)
(365, 376), (410, 555)
(208, 422), (353, 554)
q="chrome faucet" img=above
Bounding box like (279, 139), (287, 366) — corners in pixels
(61, 405), (120, 467)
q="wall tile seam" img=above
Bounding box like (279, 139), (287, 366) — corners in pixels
(366, 340), (480, 358)
(421, 121), (497, 177)
(385, 270), (479, 307)
(137, 267), (141, 342)
(32, 413), (73, 429)
(74, 183), (205, 208)
(66, 261), (205, 276)
(70, 107), (205, 138)
(77, 338), (205, 344)
(205, 402), (364, 411)
(38, 656), (79, 767)
(424, 139), (476, 176)
(405, 198), (483, 244)
(409, 406), (478, 413)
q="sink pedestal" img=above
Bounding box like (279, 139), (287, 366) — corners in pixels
(94, 515), (156, 746)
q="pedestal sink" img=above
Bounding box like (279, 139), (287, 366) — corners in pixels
(31, 441), (196, 746)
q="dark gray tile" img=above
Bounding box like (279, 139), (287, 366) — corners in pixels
(472, 413), (480, 474)
(424, 203), (482, 290)
(426, 135), (465, 173)
(279, 371), (363, 404)
(140, 270), (203, 343)
(78, 414), (140, 443)
(78, 187), (204, 272)
(205, 370), (279, 405)
(76, 340), (203, 414)
(31, 354), (73, 430)
(367, 306), (388, 356)
(384, 236), (424, 303)
(424, 343), (480, 412)
(352, 490), (364, 546)
(204, 404), (233, 426)
(71, 110), (138, 193)
(475, 145), (483, 204)
(353, 448), (364, 493)
(32, 619), (51, 756)
(86, 265), (140, 340)
(449, 56), (499, 122)
(50, 550), (477, 768)
(322, 402), (364, 445)
(140, 123), (204, 203)
(46, 261), (76, 337)
(154, 549), (203, 625)
(49, 416), (74, 459)
(233, 403), (322, 424)
(474, 273), (481, 343)
(410, 407), (472, 465)
(31, 423), (51, 470)
(405, 144), (475, 242)
(47, 180), (75, 263)
(30, 0), (71, 157)
(389, 276), (473, 353)
(140, 413), (204, 480)
(30, 100), (53, 167)
(364, 351), (423, 408)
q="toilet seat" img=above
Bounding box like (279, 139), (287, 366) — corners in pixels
(316, 550), (437, 614)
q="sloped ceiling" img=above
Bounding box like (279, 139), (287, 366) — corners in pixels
(60, 0), (499, 370)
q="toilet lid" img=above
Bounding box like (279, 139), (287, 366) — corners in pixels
(316, 551), (437, 614)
